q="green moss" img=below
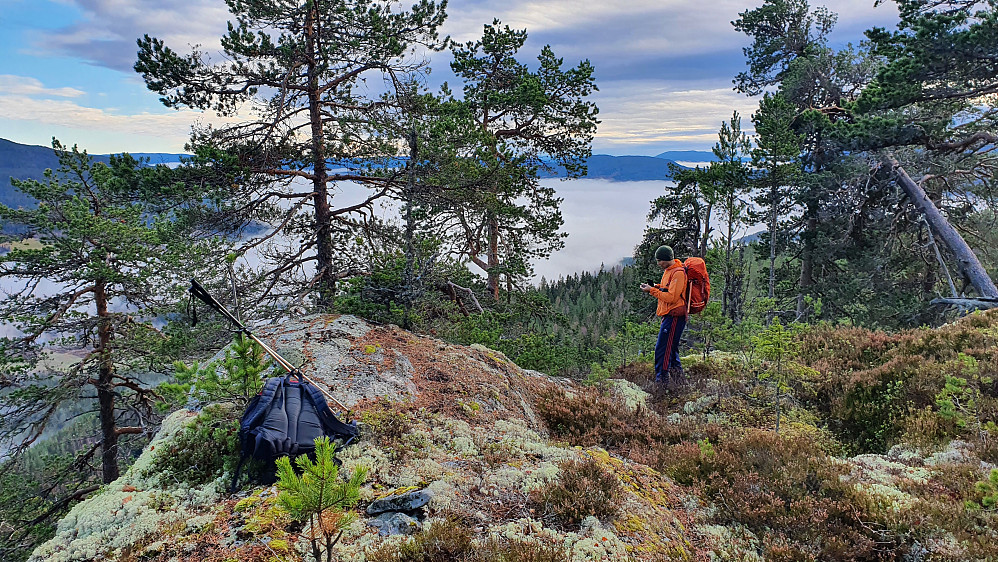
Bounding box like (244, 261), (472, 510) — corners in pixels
(268, 538), (290, 552)
(144, 404), (240, 487)
(234, 495), (262, 513)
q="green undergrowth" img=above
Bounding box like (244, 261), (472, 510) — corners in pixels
(366, 516), (567, 562)
(145, 403), (240, 487)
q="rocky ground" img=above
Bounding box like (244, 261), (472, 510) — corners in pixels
(28, 314), (998, 562)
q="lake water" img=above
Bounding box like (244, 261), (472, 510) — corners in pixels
(324, 176), (674, 284)
(1, 178), (675, 303)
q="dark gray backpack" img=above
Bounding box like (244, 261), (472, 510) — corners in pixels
(231, 374), (358, 491)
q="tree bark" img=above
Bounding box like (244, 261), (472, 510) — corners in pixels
(797, 213), (816, 319)
(486, 209), (500, 299)
(306, 2), (336, 308)
(95, 279), (119, 483)
(402, 129), (418, 330)
(769, 183), (777, 300)
(889, 158), (998, 299)
(700, 201), (713, 258)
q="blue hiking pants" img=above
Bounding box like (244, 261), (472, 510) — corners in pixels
(654, 314), (687, 383)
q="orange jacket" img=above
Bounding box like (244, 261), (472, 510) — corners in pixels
(649, 260), (687, 316)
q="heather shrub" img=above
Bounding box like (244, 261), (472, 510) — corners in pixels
(533, 386), (631, 447)
(799, 311), (998, 454)
(366, 515), (473, 562)
(534, 456), (622, 528)
(699, 429), (899, 560)
(361, 403), (414, 446)
(473, 539), (566, 562)
(534, 385), (709, 450)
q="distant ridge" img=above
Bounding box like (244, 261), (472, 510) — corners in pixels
(654, 150), (716, 162)
(1, 138), (702, 202)
(540, 154), (682, 181)
(0, 139), (192, 210)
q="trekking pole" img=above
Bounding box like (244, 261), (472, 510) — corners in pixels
(189, 278), (349, 412)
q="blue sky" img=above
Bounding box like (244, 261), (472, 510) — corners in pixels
(0, 0), (899, 155)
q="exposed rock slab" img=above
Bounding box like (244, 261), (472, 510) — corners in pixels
(366, 488), (433, 515)
(367, 511), (420, 536)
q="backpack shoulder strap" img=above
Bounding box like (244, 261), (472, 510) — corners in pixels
(240, 377), (282, 433)
(232, 376), (283, 492)
(302, 382), (359, 445)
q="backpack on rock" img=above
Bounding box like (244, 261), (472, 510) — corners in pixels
(231, 374), (358, 491)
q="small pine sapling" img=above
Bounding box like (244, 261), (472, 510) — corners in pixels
(275, 437), (367, 562)
(966, 468), (998, 511)
(159, 334), (270, 408)
(753, 318), (798, 433)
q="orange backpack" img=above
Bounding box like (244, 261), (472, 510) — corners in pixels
(683, 257), (710, 315)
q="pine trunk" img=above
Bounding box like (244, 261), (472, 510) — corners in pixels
(95, 279), (119, 483)
(700, 201), (713, 258)
(769, 183), (777, 300)
(306, 3), (336, 308)
(797, 213), (816, 319)
(487, 212), (500, 299)
(891, 159), (998, 299)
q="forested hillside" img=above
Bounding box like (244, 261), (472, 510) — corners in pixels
(2, 0), (998, 560)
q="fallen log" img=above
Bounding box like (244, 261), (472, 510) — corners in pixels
(930, 297), (998, 311)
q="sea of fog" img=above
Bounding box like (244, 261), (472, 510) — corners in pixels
(532, 178), (671, 281)
(0, 177), (675, 309)
(326, 176), (674, 283)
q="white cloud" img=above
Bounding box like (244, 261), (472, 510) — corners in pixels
(445, 0), (897, 55)
(0, 93), (238, 152)
(38, 0), (898, 73)
(34, 0), (232, 71)
(0, 75), (86, 98)
(593, 81), (760, 149)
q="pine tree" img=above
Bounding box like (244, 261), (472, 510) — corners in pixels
(751, 93), (804, 306)
(0, 141), (222, 483)
(441, 21), (599, 298)
(712, 112), (753, 322)
(135, 0), (448, 308)
(276, 437), (366, 562)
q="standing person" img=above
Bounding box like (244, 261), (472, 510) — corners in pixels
(640, 245), (688, 386)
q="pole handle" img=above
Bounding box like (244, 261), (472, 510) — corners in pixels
(189, 278), (349, 413)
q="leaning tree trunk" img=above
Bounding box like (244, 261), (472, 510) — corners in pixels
(889, 157), (998, 299)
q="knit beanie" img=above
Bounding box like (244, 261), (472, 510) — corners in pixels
(654, 245), (674, 262)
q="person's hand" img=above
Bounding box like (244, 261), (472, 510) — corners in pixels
(640, 283), (652, 292)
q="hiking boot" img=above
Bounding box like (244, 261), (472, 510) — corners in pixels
(668, 367), (686, 383)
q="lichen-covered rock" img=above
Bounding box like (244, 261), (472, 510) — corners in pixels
(366, 488), (433, 515)
(607, 378), (650, 412)
(368, 511), (420, 536)
(28, 409), (221, 562)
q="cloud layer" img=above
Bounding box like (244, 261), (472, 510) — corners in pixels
(8, 0), (902, 153)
